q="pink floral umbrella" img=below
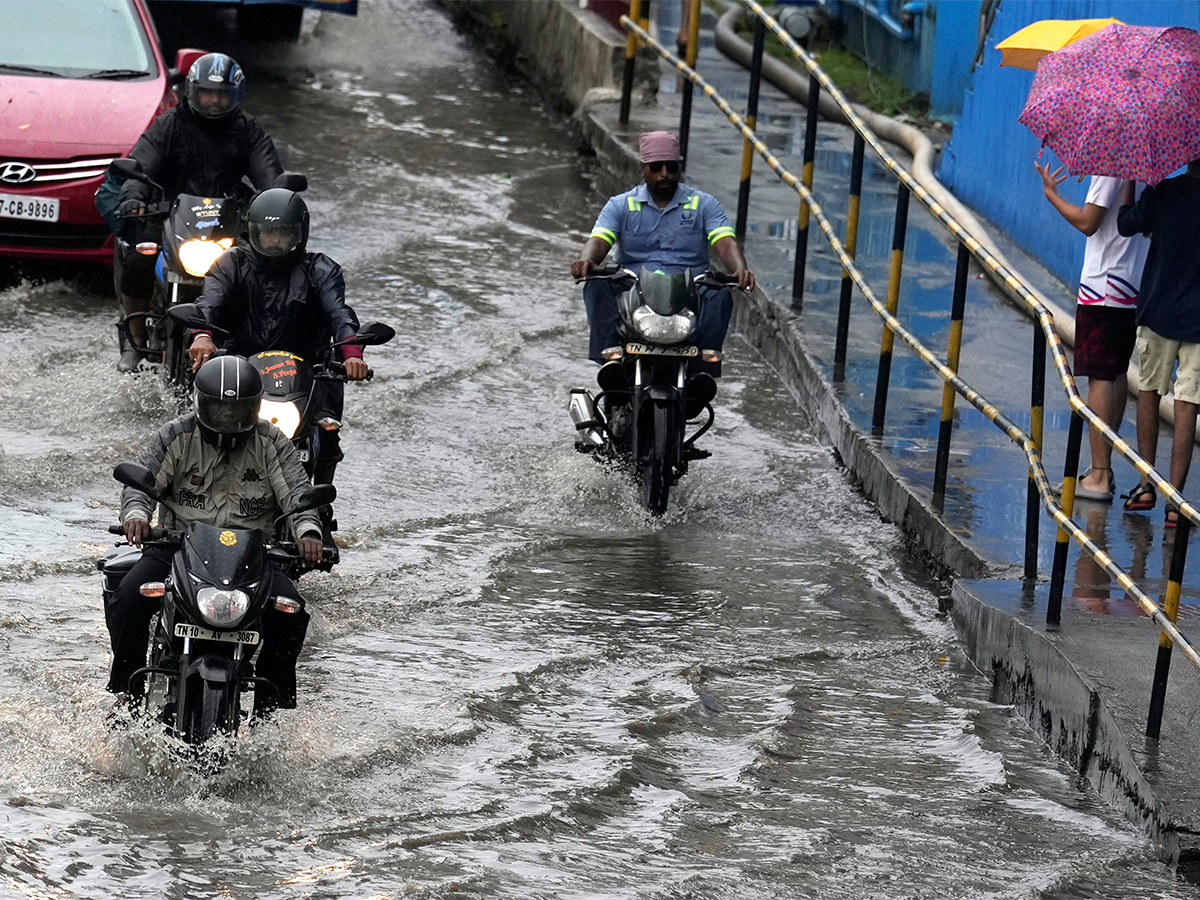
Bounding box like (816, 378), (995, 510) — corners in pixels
(1018, 23), (1200, 184)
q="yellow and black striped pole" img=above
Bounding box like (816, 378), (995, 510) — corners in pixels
(872, 184), (910, 435)
(1147, 513), (1191, 740)
(619, 0), (644, 124)
(734, 16), (766, 243)
(678, 0), (702, 160)
(791, 73), (821, 305)
(1047, 410), (1084, 624)
(1024, 324), (1047, 582)
(833, 133), (865, 383)
(932, 242), (971, 510)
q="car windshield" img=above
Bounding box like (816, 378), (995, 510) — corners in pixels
(0, 0), (155, 79)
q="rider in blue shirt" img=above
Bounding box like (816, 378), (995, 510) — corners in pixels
(570, 131), (755, 386)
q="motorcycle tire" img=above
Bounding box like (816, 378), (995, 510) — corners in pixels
(640, 403), (674, 516)
(183, 675), (238, 745)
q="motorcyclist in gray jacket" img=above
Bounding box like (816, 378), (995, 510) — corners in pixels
(106, 356), (323, 712)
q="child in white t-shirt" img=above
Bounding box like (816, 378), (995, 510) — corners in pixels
(1036, 163), (1149, 502)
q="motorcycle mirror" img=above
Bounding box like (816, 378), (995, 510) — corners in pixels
(166, 303), (229, 337)
(275, 484), (337, 528)
(336, 322), (396, 347)
(109, 157), (146, 183)
(273, 172), (308, 192)
(166, 302), (205, 330)
(173, 47), (207, 79)
(113, 462), (165, 503)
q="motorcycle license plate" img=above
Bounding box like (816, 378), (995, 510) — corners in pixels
(625, 342), (698, 357)
(0, 192), (59, 222)
(175, 623), (260, 645)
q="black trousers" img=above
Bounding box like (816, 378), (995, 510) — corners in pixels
(104, 547), (310, 709)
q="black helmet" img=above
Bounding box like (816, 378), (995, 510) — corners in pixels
(185, 53), (246, 120)
(245, 188), (309, 271)
(194, 356), (262, 451)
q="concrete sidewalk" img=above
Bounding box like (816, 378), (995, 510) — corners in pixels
(569, 11), (1200, 869)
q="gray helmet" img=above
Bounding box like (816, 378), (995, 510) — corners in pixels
(193, 356), (262, 450)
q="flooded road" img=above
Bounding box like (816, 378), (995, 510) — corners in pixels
(0, 1), (1197, 896)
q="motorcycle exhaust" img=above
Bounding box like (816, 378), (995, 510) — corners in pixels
(568, 389), (606, 447)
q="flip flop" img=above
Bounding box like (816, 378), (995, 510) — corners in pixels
(1121, 482), (1157, 512)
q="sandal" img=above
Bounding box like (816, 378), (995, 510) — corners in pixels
(1166, 508), (1180, 529)
(1074, 467), (1115, 502)
(1121, 482), (1157, 512)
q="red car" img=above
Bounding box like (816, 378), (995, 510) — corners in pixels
(0, 0), (203, 267)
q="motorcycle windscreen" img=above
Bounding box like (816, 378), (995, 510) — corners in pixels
(183, 523), (266, 590)
(251, 351), (312, 402)
(634, 268), (693, 316)
(171, 194), (240, 240)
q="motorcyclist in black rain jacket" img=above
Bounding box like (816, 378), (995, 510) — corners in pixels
(188, 188), (369, 487)
(110, 53), (284, 371)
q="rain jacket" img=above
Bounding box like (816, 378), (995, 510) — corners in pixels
(120, 413), (321, 539)
(118, 103), (283, 207)
(194, 246), (362, 363)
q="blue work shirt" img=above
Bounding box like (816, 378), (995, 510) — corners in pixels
(589, 182), (736, 274)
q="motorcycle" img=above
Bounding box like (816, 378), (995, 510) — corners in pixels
(569, 267), (736, 515)
(165, 304), (396, 576)
(108, 157), (306, 387)
(98, 462), (334, 747)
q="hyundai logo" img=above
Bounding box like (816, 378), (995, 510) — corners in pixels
(0, 163), (35, 185)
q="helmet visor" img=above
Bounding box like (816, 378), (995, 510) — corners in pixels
(196, 393), (261, 435)
(249, 222), (302, 258)
(190, 86), (236, 118)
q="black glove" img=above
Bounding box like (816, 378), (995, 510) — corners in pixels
(118, 198), (146, 218)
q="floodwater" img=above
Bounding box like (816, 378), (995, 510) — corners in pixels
(0, 1), (1196, 897)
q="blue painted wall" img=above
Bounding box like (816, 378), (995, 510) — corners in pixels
(937, 0), (1200, 289)
(928, 0), (980, 121)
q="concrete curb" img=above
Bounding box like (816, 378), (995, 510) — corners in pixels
(951, 580), (1178, 862)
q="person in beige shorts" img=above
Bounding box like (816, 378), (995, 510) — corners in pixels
(1117, 160), (1200, 527)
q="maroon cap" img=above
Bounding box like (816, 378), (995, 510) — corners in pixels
(638, 131), (683, 164)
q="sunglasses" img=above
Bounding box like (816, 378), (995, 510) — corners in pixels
(647, 160), (681, 174)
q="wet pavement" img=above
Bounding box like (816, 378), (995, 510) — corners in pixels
(0, 0), (1197, 897)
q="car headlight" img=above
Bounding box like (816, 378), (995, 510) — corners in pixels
(178, 237), (233, 277)
(259, 399), (303, 439)
(631, 305), (696, 344)
(195, 586), (250, 627)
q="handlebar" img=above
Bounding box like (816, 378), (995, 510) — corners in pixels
(107, 523), (182, 546)
(317, 359), (374, 382)
(694, 271), (739, 287)
(268, 541), (338, 564)
(116, 200), (171, 220)
(575, 267), (740, 287)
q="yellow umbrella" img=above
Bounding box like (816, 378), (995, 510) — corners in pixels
(996, 18), (1123, 70)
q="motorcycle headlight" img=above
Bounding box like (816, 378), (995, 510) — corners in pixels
(178, 237), (233, 277)
(631, 305), (696, 344)
(259, 399), (303, 439)
(195, 586), (250, 627)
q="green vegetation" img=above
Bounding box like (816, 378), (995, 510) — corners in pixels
(735, 17), (929, 119)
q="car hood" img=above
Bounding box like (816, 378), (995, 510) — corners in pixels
(0, 75), (166, 159)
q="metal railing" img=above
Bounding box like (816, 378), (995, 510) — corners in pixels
(618, 0), (1199, 742)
